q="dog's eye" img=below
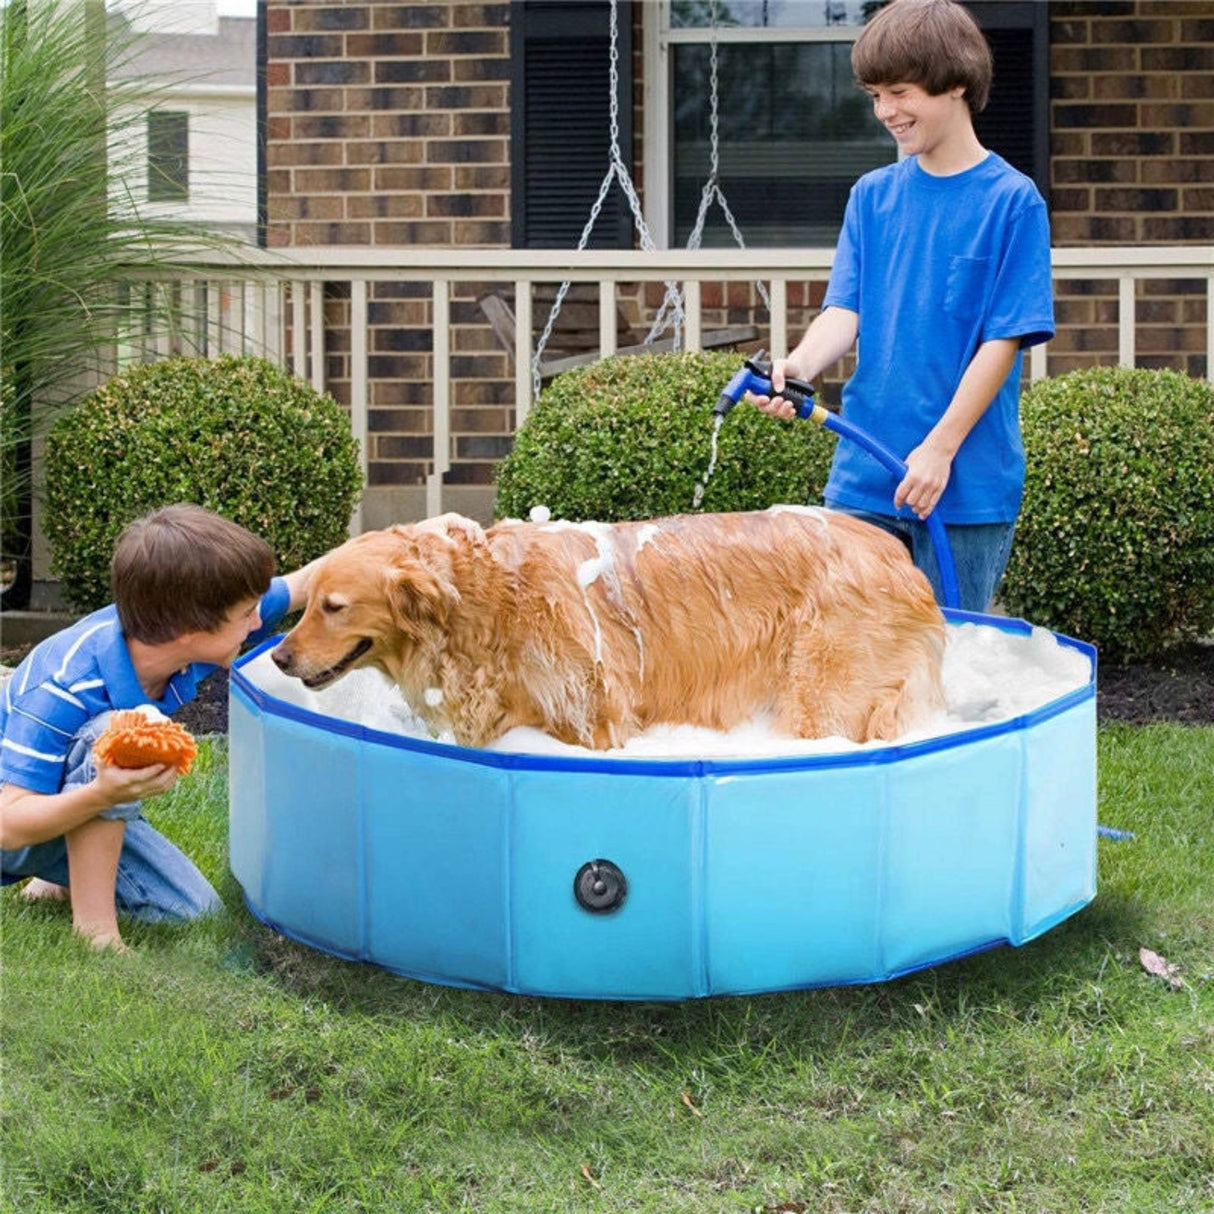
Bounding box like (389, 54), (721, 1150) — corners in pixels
(321, 597), (348, 615)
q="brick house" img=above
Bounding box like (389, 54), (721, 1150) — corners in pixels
(262, 0), (1214, 523)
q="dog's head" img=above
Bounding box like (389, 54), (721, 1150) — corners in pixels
(271, 520), (474, 690)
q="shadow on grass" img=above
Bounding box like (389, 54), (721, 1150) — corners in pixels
(204, 866), (1155, 1071)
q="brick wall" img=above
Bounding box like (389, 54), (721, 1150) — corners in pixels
(1049, 0), (1212, 376)
(266, 1), (514, 505)
(265, 1), (1212, 516)
(266, 3), (511, 248)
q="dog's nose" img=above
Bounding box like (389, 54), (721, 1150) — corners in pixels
(271, 645), (292, 673)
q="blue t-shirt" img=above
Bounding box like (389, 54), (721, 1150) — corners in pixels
(0, 577), (290, 794)
(823, 151), (1054, 524)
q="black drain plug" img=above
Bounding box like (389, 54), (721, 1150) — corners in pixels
(573, 859), (627, 913)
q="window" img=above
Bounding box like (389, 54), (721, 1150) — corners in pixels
(147, 110), (189, 202)
(667, 1), (891, 246)
(650, 0), (1047, 247)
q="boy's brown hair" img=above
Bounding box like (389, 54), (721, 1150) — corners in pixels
(853, 0), (992, 115)
(112, 504), (275, 643)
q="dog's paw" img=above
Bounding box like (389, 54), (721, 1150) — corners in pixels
(415, 513), (487, 547)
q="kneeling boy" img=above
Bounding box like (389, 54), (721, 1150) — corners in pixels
(1, 505), (318, 950)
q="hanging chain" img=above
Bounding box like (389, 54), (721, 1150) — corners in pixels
(531, 0), (677, 397)
(532, 0), (768, 398)
(682, 0), (771, 311)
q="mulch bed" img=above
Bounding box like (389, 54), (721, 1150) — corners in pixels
(175, 669), (234, 736)
(171, 638), (1214, 736)
(1092, 639), (1214, 726)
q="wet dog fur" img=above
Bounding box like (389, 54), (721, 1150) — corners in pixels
(271, 508), (947, 749)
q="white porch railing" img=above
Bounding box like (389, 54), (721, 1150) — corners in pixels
(138, 244), (1214, 525)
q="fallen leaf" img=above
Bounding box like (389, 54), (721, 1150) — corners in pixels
(580, 1163), (602, 1190)
(681, 1090), (703, 1117)
(1139, 947), (1184, 989)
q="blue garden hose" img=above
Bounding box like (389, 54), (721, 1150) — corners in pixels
(717, 352), (962, 610)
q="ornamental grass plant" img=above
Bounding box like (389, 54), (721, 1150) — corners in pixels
(1, 1), (229, 606)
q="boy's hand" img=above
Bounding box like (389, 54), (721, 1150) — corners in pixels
(747, 308), (858, 419)
(94, 757), (178, 805)
(746, 357), (803, 420)
(895, 441), (953, 519)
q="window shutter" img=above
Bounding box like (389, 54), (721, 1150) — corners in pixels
(965, 2), (1049, 192)
(510, 1), (633, 249)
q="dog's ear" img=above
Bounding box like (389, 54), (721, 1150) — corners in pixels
(389, 554), (462, 632)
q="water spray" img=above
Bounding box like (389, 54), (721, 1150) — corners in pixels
(717, 351), (962, 609)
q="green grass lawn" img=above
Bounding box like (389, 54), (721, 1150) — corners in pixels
(3, 725), (1212, 1213)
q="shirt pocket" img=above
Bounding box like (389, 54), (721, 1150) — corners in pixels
(944, 255), (991, 321)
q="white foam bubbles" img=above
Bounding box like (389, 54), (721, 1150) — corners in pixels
(243, 621), (1092, 760)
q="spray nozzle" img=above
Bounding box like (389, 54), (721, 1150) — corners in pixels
(714, 350), (817, 419)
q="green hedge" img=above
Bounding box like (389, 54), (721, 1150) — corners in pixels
(45, 356), (362, 611)
(1002, 366), (1214, 661)
(494, 351), (836, 523)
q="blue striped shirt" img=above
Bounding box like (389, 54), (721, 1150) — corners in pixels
(1, 577), (289, 794)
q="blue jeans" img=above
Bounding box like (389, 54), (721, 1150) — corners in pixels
(0, 714), (220, 923)
(825, 501), (1016, 614)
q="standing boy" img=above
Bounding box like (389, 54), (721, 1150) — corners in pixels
(1, 505), (320, 950)
(751, 0), (1054, 612)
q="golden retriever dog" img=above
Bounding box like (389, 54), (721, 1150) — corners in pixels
(271, 508), (946, 749)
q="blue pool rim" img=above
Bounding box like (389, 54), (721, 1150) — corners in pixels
(230, 609), (1097, 779)
(229, 610), (1099, 1000)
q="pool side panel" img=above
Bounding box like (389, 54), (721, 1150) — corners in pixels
(254, 709), (366, 956)
(691, 776), (710, 998)
(1017, 695), (1098, 941)
(359, 742), (512, 990)
(507, 768), (702, 999)
(228, 685), (268, 907)
(702, 764), (884, 993)
(880, 732), (1022, 975)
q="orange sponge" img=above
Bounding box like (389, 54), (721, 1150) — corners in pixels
(93, 710), (197, 775)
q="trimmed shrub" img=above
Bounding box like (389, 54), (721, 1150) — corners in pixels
(1001, 366), (1214, 661)
(494, 351), (836, 523)
(45, 355), (363, 611)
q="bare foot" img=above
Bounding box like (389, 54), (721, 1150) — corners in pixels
(20, 877), (69, 903)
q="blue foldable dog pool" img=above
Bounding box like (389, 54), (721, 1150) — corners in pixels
(228, 612), (1097, 1000)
